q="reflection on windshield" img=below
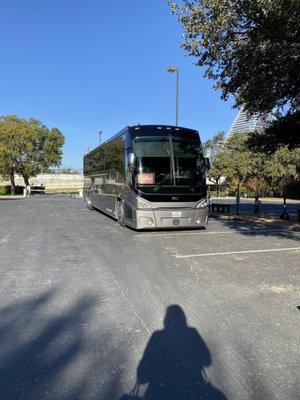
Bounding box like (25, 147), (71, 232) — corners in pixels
(133, 136), (205, 193)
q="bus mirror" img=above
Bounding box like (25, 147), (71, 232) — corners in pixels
(204, 157), (210, 170)
(128, 152), (135, 171)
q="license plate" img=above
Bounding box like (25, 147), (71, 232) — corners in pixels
(171, 211), (182, 217)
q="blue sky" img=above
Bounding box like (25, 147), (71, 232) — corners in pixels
(0, 0), (237, 169)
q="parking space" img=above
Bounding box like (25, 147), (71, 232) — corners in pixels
(134, 222), (300, 257)
(0, 195), (299, 400)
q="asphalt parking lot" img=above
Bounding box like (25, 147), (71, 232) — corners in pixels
(0, 195), (299, 400)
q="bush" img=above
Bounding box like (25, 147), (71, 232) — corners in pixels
(0, 186), (9, 195)
(0, 185), (25, 195)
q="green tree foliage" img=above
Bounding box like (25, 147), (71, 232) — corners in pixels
(264, 146), (299, 196)
(0, 116), (29, 194)
(223, 133), (253, 191)
(207, 132), (299, 197)
(246, 109), (300, 196)
(169, 0), (300, 115)
(203, 131), (226, 196)
(203, 131), (225, 158)
(0, 115), (64, 194)
(209, 152), (231, 197)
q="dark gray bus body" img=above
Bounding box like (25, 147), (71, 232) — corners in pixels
(83, 125), (209, 229)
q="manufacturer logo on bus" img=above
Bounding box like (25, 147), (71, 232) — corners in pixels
(171, 196), (179, 200)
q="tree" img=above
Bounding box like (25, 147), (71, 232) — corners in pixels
(16, 120), (65, 186)
(0, 116), (29, 194)
(223, 133), (298, 197)
(245, 151), (269, 195)
(0, 115), (64, 192)
(205, 132), (254, 198)
(203, 131), (225, 158)
(169, 0), (300, 115)
(209, 151), (231, 197)
(205, 129), (299, 200)
(223, 133), (253, 197)
(203, 131), (226, 196)
(246, 109), (300, 195)
(264, 146), (299, 196)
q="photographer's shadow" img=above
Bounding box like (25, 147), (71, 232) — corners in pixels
(122, 305), (227, 400)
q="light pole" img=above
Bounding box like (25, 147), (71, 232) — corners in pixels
(99, 130), (103, 145)
(167, 65), (179, 126)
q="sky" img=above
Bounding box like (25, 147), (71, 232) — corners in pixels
(0, 0), (237, 169)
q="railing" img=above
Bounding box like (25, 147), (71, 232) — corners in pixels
(210, 203), (231, 213)
(23, 186), (45, 197)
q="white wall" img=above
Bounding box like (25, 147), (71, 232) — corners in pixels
(0, 174), (83, 189)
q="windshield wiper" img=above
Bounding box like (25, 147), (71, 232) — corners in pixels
(153, 174), (172, 192)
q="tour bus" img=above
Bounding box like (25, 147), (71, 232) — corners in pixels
(83, 125), (210, 229)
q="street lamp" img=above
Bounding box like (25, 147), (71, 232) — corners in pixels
(99, 130), (103, 145)
(167, 65), (179, 126)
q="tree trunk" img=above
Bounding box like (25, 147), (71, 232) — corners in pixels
(23, 175), (30, 187)
(9, 168), (16, 196)
(236, 181), (240, 215)
(216, 179), (220, 197)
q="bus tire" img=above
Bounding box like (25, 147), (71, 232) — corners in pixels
(117, 201), (126, 227)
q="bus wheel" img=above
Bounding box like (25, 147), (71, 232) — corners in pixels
(117, 201), (126, 227)
(86, 198), (94, 210)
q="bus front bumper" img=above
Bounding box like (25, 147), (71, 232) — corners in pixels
(133, 207), (208, 230)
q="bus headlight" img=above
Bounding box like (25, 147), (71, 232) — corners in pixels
(139, 216), (154, 226)
(196, 199), (207, 208)
(136, 197), (151, 209)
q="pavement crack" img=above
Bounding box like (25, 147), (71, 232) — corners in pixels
(107, 269), (152, 336)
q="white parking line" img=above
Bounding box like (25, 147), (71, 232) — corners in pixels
(135, 228), (290, 238)
(174, 247), (300, 259)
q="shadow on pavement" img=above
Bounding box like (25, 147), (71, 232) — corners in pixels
(0, 289), (122, 400)
(210, 215), (300, 241)
(120, 305), (227, 400)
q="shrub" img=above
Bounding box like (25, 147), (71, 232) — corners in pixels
(0, 185), (25, 195)
(0, 185), (9, 195)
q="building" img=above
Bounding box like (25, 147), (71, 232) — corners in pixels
(227, 107), (269, 137)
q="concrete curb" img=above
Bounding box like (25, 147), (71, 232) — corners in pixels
(0, 195), (25, 200)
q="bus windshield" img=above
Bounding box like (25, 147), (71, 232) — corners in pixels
(133, 135), (205, 193)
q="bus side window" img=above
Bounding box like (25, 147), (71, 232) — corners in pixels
(125, 150), (133, 185)
(103, 138), (125, 195)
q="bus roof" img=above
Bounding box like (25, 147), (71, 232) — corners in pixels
(84, 125), (199, 157)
